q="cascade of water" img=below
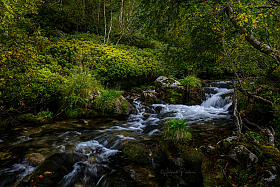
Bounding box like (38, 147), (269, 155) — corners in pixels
(0, 80), (234, 187)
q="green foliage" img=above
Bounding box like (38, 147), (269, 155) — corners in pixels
(164, 118), (192, 143)
(41, 35), (164, 84)
(33, 5), (76, 36)
(36, 109), (53, 122)
(121, 101), (128, 114)
(181, 75), (202, 91)
(59, 66), (100, 116)
(248, 131), (260, 142)
(95, 89), (122, 113)
(111, 32), (156, 49)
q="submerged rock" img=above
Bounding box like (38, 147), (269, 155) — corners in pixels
(24, 153), (45, 167)
(124, 165), (158, 186)
(29, 153), (84, 187)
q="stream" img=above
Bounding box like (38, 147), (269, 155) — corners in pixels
(0, 80), (235, 187)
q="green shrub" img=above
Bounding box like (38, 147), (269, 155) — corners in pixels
(36, 109), (53, 122)
(65, 109), (79, 118)
(95, 89), (122, 113)
(59, 66), (101, 115)
(110, 32), (156, 49)
(164, 118), (192, 143)
(181, 75), (202, 91)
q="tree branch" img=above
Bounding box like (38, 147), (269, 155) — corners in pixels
(225, 6), (280, 65)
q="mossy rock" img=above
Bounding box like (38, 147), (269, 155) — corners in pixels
(182, 147), (204, 171)
(123, 141), (163, 163)
(201, 156), (227, 187)
(124, 143), (149, 163)
(216, 136), (239, 153)
(24, 153), (45, 167)
(160, 140), (186, 168)
(155, 76), (185, 104)
(258, 144), (280, 163)
(140, 90), (161, 105)
(180, 147), (204, 183)
(165, 88), (184, 104)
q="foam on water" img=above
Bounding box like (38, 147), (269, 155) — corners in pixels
(75, 140), (119, 162)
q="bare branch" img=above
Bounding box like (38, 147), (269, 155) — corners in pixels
(263, 128), (275, 147)
(255, 5), (275, 9)
(51, 0), (61, 7)
(233, 83), (242, 140)
(244, 118), (262, 131)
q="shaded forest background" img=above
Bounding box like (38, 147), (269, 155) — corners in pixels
(0, 0), (279, 136)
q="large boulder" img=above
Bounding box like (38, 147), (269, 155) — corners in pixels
(182, 147), (204, 183)
(123, 141), (163, 163)
(155, 76), (185, 104)
(160, 140), (185, 168)
(114, 96), (134, 116)
(155, 76), (185, 92)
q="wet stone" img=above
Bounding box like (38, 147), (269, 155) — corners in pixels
(24, 153), (45, 167)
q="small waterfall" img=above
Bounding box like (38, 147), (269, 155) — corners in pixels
(202, 88), (233, 109)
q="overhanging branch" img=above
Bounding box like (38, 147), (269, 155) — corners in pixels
(225, 6), (280, 65)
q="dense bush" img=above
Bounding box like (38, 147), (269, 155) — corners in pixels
(41, 36), (165, 83)
(95, 89), (122, 113)
(181, 75), (202, 91)
(59, 66), (101, 118)
(110, 32), (156, 49)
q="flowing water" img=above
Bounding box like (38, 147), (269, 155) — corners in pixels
(0, 80), (234, 187)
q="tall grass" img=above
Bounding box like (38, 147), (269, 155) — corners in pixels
(164, 118), (192, 143)
(59, 66), (101, 117)
(94, 89), (122, 113)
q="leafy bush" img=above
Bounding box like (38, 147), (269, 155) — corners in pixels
(181, 75), (202, 91)
(111, 32), (156, 49)
(42, 37), (164, 84)
(164, 118), (192, 143)
(59, 66), (101, 116)
(36, 109), (53, 122)
(95, 89), (122, 113)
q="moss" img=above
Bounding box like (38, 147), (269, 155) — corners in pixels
(201, 156), (227, 187)
(123, 143), (149, 163)
(182, 147), (204, 170)
(17, 113), (36, 122)
(121, 101), (128, 114)
(181, 147), (204, 183)
(147, 85), (155, 90)
(145, 97), (160, 104)
(165, 88), (184, 104)
(258, 144), (280, 163)
(78, 108), (98, 118)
